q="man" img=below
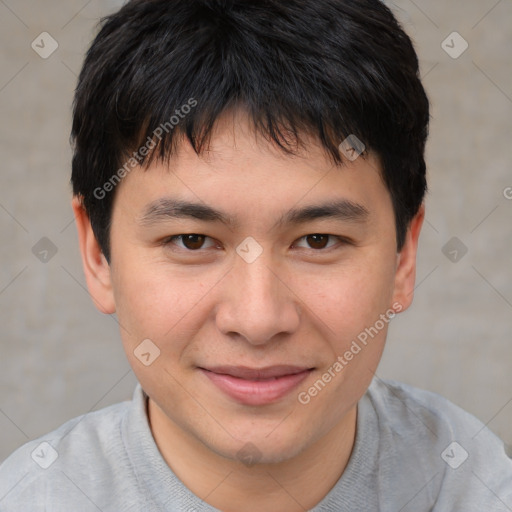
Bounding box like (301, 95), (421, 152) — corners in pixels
(1, 0), (511, 510)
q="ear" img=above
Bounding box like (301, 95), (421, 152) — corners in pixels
(391, 203), (425, 313)
(72, 197), (116, 314)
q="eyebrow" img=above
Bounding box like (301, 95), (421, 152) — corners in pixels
(278, 200), (369, 226)
(138, 198), (369, 228)
(138, 198), (237, 227)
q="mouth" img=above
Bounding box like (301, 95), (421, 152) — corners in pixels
(198, 365), (314, 406)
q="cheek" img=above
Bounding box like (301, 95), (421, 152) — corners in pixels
(111, 260), (219, 355)
(294, 264), (394, 417)
(293, 255), (396, 343)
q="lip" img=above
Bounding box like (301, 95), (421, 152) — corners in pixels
(199, 365), (313, 406)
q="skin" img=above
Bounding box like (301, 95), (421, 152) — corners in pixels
(73, 109), (424, 512)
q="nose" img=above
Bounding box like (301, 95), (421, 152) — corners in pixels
(215, 256), (300, 346)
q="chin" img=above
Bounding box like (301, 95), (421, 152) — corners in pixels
(208, 426), (315, 467)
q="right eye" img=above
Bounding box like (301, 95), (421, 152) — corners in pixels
(165, 234), (218, 251)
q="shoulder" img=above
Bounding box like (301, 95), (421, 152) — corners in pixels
(365, 378), (512, 511)
(0, 395), (141, 511)
(366, 378), (488, 436)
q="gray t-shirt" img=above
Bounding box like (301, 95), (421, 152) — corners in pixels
(1, 378), (511, 511)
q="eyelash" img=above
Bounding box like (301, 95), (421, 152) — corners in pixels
(164, 234), (350, 252)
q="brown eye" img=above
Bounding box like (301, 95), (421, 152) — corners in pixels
(181, 234), (206, 250)
(305, 234), (330, 249)
(164, 234), (218, 255)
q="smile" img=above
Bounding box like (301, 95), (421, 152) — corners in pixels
(199, 365), (314, 406)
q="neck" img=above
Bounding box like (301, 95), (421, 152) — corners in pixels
(148, 400), (357, 512)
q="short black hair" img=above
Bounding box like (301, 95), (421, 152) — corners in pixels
(71, 0), (429, 261)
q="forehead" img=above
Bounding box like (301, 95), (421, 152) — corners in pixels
(114, 110), (390, 223)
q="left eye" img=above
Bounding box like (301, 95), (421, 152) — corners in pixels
(294, 234), (340, 250)
(166, 234), (217, 250)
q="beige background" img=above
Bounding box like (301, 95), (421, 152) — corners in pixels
(0, 0), (511, 462)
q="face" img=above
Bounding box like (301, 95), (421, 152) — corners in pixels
(75, 110), (422, 465)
